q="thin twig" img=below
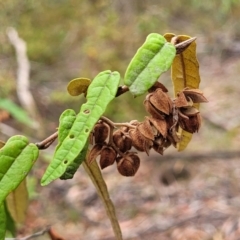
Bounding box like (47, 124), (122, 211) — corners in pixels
(100, 116), (136, 129)
(35, 131), (58, 149)
(5, 226), (51, 240)
(115, 85), (129, 97)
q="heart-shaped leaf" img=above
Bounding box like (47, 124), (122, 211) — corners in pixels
(41, 70), (120, 186)
(0, 135), (39, 205)
(124, 33), (176, 97)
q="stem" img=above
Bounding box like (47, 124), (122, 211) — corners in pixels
(83, 161), (123, 240)
(100, 116), (136, 129)
(35, 131), (58, 149)
(115, 85), (129, 97)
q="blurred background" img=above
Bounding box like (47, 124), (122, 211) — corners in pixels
(1, 0), (240, 239)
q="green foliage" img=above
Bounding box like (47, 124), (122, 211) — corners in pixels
(41, 70), (121, 185)
(0, 135), (39, 205)
(124, 33), (176, 97)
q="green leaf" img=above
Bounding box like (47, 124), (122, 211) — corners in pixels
(60, 139), (89, 180)
(0, 135), (39, 205)
(41, 70), (120, 186)
(56, 109), (77, 151)
(0, 203), (6, 240)
(0, 99), (33, 126)
(124, 33), (176, 97)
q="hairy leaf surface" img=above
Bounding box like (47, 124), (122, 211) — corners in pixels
(41, 70), (120, 185)
(164, 33), (200, 151)
(0, 135), (39, 204)
(124, 33), (176, 97)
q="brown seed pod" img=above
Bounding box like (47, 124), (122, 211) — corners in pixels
(153, 136), (171, 155)
(137, 118), (156, 141)
(144, 97), (165, 120)
(179, 113), (201, 133)
(153, 144), (164, 155)
(167, 132), (178, 148)
(149, 89), (173, 115)
(113, 129), (132, 153)
(128, 128), (152, 155)
(87, 144), (103, 164)
(183, 88), (208, 103)
(174, 91), (189, 108)
(99, 146), (117, 169)
(180, 107), (199, 117)
(93, 121), (109, 144)
(148, 81), (168, 93)
(117, 153), (140, 177)
(148, 116), (168, 138)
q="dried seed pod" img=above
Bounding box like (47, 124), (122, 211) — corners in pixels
(144, 97), (165, 119)
(87, 144), (103, 164)
(179, 113), (201, 133)
(117, 153), (140, 177)
(113, 129), (132, 153)
(148, 81), (168, 93)
(137, 119), (156, 140)
(93, 121), (109, 144)
(153, 144), (164, 155)
(99, 146), (117, 169)
(180, 107), (199, 117)
(153, 136), (171, 155)
(149, 89), (173, 115)
(148, 116), (168, 138)
(174, 91), (189, 108)
(183, 88), (208, 103)
(167, 132), (178, 148)
(129, 128), (152, 155)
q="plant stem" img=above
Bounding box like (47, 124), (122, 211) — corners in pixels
(83, 160), (123, 240)
(35, 131), (58, 149)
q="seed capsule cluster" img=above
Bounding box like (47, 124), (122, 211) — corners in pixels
(88, 82), (207, 177)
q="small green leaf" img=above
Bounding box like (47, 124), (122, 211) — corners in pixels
(56, 109), (77, 151)
(0, 135), (39, 205)
(0, 203), (6, 239)
(67, 78), (91, 96)
(0, 99), (33, 126)
(41, 70), (120, 186)
(60, 139), (89, 180)
(124, 33), (176, 97)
